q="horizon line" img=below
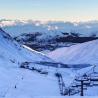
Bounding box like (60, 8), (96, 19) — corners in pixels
(0, 18), (98, 23)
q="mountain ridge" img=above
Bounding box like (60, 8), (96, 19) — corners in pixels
(48, 39), (98, 65)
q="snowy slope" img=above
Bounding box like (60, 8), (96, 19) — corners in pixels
(0, 28), (98, 97)
(48, 39), (98, 65)
(0, 67), (60, 97)
(0, 28), (54, 68)
(1, 66), (97, 97)
(0, 28), (76, 97)
(0, 28), (61, 97)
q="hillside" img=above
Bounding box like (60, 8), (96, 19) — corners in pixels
(0, 28), (98, 97)
(15, 33), (98, 52)
(0, 28), (54, 68)
(0, 28), (61, 97)
(0, 28), (79, 97)
(48, 39), (98, 65)
(1, 20), (98, 52)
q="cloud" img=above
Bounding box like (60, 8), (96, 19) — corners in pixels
(1, 19), (98, 37)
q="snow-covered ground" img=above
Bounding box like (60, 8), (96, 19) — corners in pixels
(0, 67), (60, 98)
(33, 97), (98, 98)
(0, 27), (98, 97)
(0, 28), (60, 97)
(0, 28), (76, 97)
(48, 39), (98, 65)
(0, 28), (54, 68)
(48, 40), (98, 96)
(1, 61), (97, 97)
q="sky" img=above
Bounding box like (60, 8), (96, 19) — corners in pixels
(0, 0), (98, 21)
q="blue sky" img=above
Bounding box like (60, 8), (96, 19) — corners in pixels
(0, 0), (98, 21)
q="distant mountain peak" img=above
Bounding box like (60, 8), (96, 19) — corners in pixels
(0, 19), (98, 37)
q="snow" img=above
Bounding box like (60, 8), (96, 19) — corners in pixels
(0, 28), (60, 97)
(1, 19), (98, 37)
(0, 28), (98, 97)
(0, 63), (96, 97)
(0, 28), (54, 68)
(48, 39), (98, 65)
(0, 28), (80, 97)
(33, 97), (98, 98)
(0, 67), (60, 98)
(47, 39), (98, 96)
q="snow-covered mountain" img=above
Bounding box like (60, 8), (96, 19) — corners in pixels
(0, 27), (98, 97)
(47, 39), (98, 96)
(0, 28), (61, 97)
(1, 19), (98, 52)
(48, 39), (98, 65)
(0, 28), (78, 97)
(0, 19), (98, 37)
(0, 28), (54, 68)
